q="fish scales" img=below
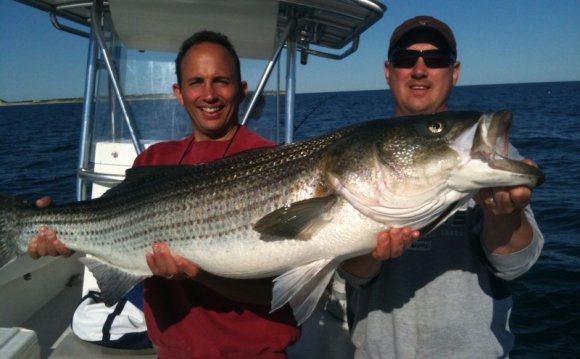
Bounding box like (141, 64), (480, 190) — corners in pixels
(5, 123), (357, 270)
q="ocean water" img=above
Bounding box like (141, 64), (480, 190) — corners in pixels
(1, 81), (579, 357)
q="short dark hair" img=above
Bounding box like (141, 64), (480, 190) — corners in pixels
(175, 30), (242, 86)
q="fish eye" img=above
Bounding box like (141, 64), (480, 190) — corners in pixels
(427, 120), (445, 134)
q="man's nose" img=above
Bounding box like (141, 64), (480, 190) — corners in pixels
(410, 57), (428, 77)
(202, 83), (218, 101)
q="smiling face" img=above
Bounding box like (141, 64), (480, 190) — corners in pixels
(385, 42), (460, 116)
(173, 42), (247, 141)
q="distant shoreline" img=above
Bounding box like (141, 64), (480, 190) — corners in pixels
(0, 90), (286, 107)
(0, 98), (83, 106)
(0, 94), (173, 106)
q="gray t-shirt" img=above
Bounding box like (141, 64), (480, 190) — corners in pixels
(340, 204), (543, 359)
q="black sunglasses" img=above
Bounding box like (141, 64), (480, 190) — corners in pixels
(389, 49), (456, 69)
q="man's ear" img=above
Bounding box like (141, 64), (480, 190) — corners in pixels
(452, 61), (461, 86)
(240, 80), (248, 102)
(384, 60), (391, 83)
(173, 83), (184, 106)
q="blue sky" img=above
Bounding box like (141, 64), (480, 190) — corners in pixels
(1, 0), (579, 101)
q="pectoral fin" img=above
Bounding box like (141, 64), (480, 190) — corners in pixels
(253, 196), (337, 240)
(270, 257), (340, 325)
(80, 256), (147, 306)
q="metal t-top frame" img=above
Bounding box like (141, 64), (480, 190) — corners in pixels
(14, 0), (386, 201)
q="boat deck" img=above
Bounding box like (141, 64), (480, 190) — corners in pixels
(45, 297), (353, 359)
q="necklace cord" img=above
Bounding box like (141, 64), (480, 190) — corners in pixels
(178, 124), (241, 164)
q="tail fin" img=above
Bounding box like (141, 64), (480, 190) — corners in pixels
(0, 195), (34, 268)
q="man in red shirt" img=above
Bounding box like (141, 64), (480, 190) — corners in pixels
(29, 31), (299, 358)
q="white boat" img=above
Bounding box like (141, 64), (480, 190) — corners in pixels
(1, 1), (386, 357)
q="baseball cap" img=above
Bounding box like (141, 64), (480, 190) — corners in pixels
(388, 16), (457, 58)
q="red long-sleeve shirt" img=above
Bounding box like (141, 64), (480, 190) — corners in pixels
(134, 126), (300, 359)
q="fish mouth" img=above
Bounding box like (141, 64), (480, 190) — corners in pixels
(471, 110), (545, 187)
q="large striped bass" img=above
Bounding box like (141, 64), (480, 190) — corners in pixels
(0, 110), (544, 324)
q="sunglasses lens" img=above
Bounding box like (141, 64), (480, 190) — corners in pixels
(391, 50), (454, 69)
(391, 52), (420, 68)
(424, 54), (454, 68)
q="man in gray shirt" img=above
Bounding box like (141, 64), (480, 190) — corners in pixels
(339, 16), (543, 358)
